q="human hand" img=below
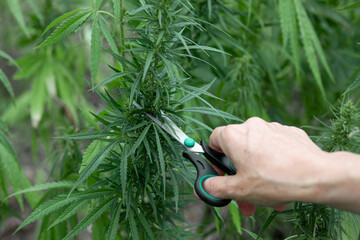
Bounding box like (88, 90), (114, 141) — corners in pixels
(203, 117), (328, 216)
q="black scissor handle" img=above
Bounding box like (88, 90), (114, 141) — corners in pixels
(183, 151), (231, 207)
(200, 141), (237, 175)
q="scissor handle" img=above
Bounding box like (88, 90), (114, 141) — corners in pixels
(183, 151), (231, 207)
(200, 141), (237, 175)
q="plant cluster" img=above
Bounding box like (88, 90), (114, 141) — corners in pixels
(0, 0), (360, 239)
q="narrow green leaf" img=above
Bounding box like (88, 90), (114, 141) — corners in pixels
(0, 204), (22, 220)
(91, 16), (101, 84)
(288, 0), (301, 84)
(169, 168), (179, 212)
(58, 131), (119, 140)
(5, 181), (77, 201)
(120, 146), (128, 200)
(103, 48), (137, 68)
(134, 208), (155, 240)
(229, 202), (242, 233)
(129, 5), (154, 15)
(179, 79), (222, 103)
(175, 29), (191, 55)
(339, 2), (360, 10)
(278, 0), (290, 48)
(48, 199), (89, 229)
(80, 140), (106, 173)
(92, 71), (135, 90)
(256, 210), (278, 240)
(343, 73), (360, 96)
(0, 49), (20, 69)
(63, 197), (115, 240)
(242, 228), (260, 239)
(0, 119), (11, 136)
(145, 188), (157, 222)
(183, 115), (213, 132)
(0, 69), (14, 99)
(129, 75), (141, 108)
(123, 122), (148, 132)
(94, 0), (104, 10)
(26, 0), (44, 24)
(143, 136), (153, 163)
(294, 0), (325, 97)
(174, 45), (229, 55)
(69, 140), (118, 196)
(278, 0), (300, 83)
(158, 9), (162, 28)
(99, 16), (118, 54)
(128, 125), (151, 156)
(177, 107), (242, 122)
(129, 209), (140, 240)
(35, 11), (92, 49)
(0, 130), (16, 158)
(0, 145), (39, 209)
(142, 51), (154, 81)
(213, 207), (224, 225)
(30, 73), (48, 128)
(7, 0), (30, 37)
(207, 0), (212, 19)
(307, 16), (334, 83)
(15, 194), (79, 233)
(154, 126), (166, 198)
(179, 90), (232, 123)
(112, 0), (121, 25)
(105, 203), (121, 240)
(41, 9), (85, 36)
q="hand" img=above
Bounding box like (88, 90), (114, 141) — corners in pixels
(203, 117), (328, 216)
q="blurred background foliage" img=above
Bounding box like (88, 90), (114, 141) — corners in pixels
(0, 0), (360, 239)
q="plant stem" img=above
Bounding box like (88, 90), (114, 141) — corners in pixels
(98, 10), (115, 18)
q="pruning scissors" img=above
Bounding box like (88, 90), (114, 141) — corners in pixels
(134, 103), (237, 207)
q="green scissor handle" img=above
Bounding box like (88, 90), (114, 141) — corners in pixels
(183, 151), (232, 207)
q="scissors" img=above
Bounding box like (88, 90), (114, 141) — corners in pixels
(133, 102), (237, 207)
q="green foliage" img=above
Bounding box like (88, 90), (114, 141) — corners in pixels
(0, 49), (18, 99)
(0, 119), (40, 218)
(1, 0), (360, 239)
(13, 0), (241, 239)
(6, 0), (30, 37)
(314, 100), (360, 152)
(35, 11), (92, 49)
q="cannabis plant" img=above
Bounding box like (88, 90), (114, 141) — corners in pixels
(0, 49), (40, 224)
(2, 0), (360, 239)
(291, 97), (360, 239)
(12, 0), (240, 239)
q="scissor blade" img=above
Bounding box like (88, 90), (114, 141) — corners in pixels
(133, 102), (204, 153)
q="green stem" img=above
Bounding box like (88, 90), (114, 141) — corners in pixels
(98, 10), (115, 18)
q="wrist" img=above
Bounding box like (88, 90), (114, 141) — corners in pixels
(287, 150), (332, 203)
(302, 151), (360, 213)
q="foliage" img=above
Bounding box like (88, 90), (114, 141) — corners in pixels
(0, 0), (359, 239)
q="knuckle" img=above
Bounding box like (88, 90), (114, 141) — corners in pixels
(288, 126), (307, 136)
(221, 125), (237, 141)
(245, 117), (265, 126)
(296, 128), (308, 136)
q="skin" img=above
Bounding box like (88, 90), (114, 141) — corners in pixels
(202, 117), (360, 216)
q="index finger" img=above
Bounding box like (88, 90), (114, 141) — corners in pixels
(209, 126), (226, 153)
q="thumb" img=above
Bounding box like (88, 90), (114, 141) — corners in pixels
(202, 175), (236, 200)
(203, 176), (257, 217)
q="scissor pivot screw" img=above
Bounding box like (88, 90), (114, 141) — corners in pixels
(184, 138), (195, 148)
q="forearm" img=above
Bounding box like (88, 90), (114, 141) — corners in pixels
(305, 151), (360, 214)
